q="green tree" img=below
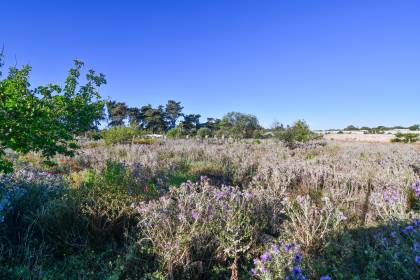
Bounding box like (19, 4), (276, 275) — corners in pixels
(106, 100), (128, 127)
(0, 54), (106, 172)
(344, 125), (359, 131)
(219, 112), (261, 139)
(277, 120), (315, 148)
(127, 106), (142, 128)
(165, 100), (183, 129)
(408, 124), (419, 131)
(140, 105), (167, 133)
(180, 114), (201, 135)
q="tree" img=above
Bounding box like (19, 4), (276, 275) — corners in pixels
(165, 100), (183, 129)
(409, 124), (420, 131)
(140, 105), (167, 133)
(106, 100), (128, 127)
(127, 106), (142, 128)
(219, 112), (261, 139)
(180, 114), (201, 135)
(344, 125), (359, 131)
(0, 55), (106, 172)
(277, 120), (315, 148)
(202, 117), (221, 134)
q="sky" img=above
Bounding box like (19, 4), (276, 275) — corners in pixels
(1, 0), (419, 129)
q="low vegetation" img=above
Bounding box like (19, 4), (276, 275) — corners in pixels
(1, 54), (419, 279)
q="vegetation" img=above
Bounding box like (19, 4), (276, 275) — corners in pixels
(0, 53), (105, 172)
(391, 133), (419, 143)
(1, 55), (419, 279)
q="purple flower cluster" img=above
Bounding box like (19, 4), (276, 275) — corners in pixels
(411, 181), (420, 198)
(250, 243), (285, 276)
(383, 188), (399, 204)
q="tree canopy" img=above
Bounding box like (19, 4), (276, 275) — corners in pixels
(0, 54), (106, 172)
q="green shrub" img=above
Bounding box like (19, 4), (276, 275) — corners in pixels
(166, 127), (183, 139)
(391, 133), (419, 143)
(197, 127), (212, 139)
(101, 126), (143, 145)
(276, 120), (318, 148)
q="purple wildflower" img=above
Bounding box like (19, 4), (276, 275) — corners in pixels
(416, 256), (420, 264)
(402, 225), (414, 234)
(390, 231), (397, 238)
(215, 191), (226, 199)
(320, 276), (332, 280)
(292, 266), (302, 276)
(261, 251), (272, 263)
(272, 244), (280, 254)
(253, 258), (259, 265)
(191, 210), (199, 221)
(411, 181), (420, 198)
(284, 243), (295, 252)
(261, 266), (268, 273)
(413, 242), (420, 252)
(294, 251), (303, 263)
(250, 268), (257, 275)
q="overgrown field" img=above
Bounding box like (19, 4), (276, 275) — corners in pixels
(1, 139), (419, 279)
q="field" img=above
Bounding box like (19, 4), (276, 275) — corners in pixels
(1, 139), (419, 279)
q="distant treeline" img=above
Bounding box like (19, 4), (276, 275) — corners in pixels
(342, 124), (419, 132)
(105, 100), (265, 139)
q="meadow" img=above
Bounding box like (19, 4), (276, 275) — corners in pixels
(1, 138), (419, 279)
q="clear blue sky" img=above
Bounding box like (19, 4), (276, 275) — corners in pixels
(1, 0), (419, 129)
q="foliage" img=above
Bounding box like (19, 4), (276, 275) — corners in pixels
(218, 112), (262, 139)
(0, 57), (105, 172)
(106, 100), (128, 127)
(165, 100), (183, 129)
(166, 127), (184, 139)
(276, 120), (318, 148)
(101, 125), (144, 145)
(1, 139), (420, 279)
(391, 133), (419, 143)
(197, 127), (212, 138)
(180, 114), (201, 136)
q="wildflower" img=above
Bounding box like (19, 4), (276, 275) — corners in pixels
(261, 266), (268, 273)
(294, 252), (303, 263)
(271, 244), (280, 254)
(292, 266), (302, 276)
(402, 225), (414, 234)
(253, 258), (259, 265)
(413, 242), (419, 252)
(320, 276), (332, 280)
(390, 231), (397, 238)
(250, 268), (257, 275)
(411, 181), (420, 198)
(416, 256), (420, 264)
(415, 219), (420, 227)
(284, 243), (295, 252)
(260, 251), (272, 263)
(191, 210), (199, 221)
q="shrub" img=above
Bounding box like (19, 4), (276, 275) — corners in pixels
(276, 120), (318, 148)
(197, 127), (212, 139)
(101, 126), (143, 145)
(391, 133), (419, 143)
(166, 127), (183, 139)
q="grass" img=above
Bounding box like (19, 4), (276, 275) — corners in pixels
(1, 139), (419, 279)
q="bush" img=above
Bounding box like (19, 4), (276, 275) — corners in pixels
(197, 127), (212, 139)
(101, 126), (143, 145)
(276, 120), (318, 148)
(391, 133), (419, 143)
(166, 127), (183, 139)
